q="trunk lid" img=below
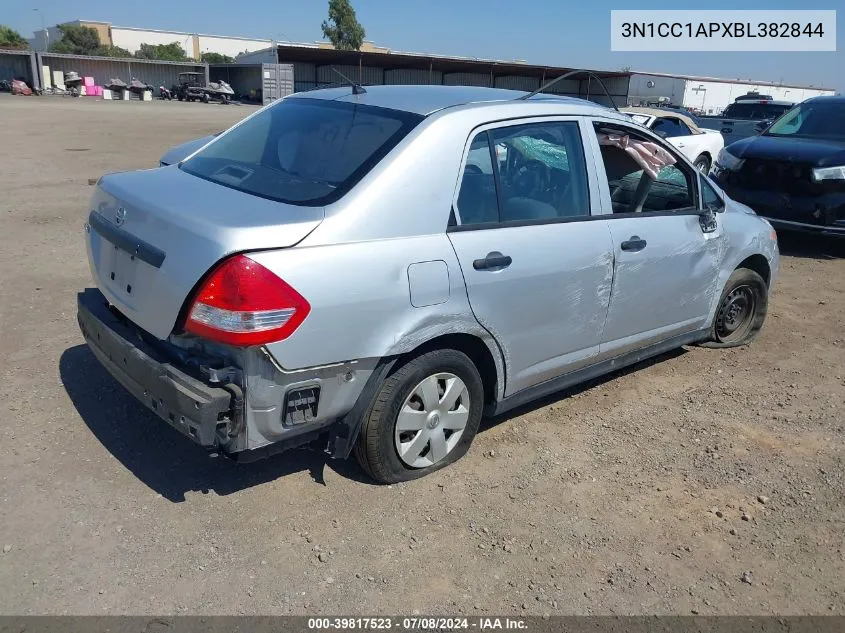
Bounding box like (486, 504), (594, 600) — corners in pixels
(85, 166), (324, 340)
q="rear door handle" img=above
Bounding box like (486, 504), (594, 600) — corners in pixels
(620, 236), (647, 252)
(473, 252), (512, 271)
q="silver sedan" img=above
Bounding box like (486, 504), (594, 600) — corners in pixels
(79, 83), (779, 483)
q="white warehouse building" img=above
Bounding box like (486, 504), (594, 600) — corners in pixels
(627, 71), (835, 115)
(28, 20), (272, 60)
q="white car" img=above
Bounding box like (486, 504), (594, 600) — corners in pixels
(622, 107), (725, 174)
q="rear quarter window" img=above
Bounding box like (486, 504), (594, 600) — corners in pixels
(180, 98), (423, 206)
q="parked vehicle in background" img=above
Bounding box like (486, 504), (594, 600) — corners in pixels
(656, 104), (703, 124)
(78, 84), (779, 483)
(711, 96), (845, 237)
(698, 95), (795, 145)
(622, 107), (724, 173)
(171, 73), (234, 104)
(172, 72), (210, 103)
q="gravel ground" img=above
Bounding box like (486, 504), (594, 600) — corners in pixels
(0, 96), (843, 616)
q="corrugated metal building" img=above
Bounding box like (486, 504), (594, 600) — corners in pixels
(0, 49), (39, 89)
(37, 52), (207, 91)
(628, 72), (835, 115)
(258, 44), (631, 106)
(208, 63), (294, 105)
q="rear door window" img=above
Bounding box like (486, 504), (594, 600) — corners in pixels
(181, 98), (423, 206)
(455, 121), (591, 227)
(455, 134), (499, 225)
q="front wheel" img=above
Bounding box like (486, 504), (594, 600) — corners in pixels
(693, 154), (711, 174)
(354, 349), (484, 483)
(701, 268), (768, 348)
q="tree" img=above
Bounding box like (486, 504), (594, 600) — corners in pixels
(49, 24), (101, 55)
(321, 0), (365, 51)
(201, 51), (235, 64)
(0, 25), (28, 50)
(135, 42), (188, 61)
(96, 44), (132, 58)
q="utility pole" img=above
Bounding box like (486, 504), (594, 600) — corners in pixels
(33, 8), (48, 50)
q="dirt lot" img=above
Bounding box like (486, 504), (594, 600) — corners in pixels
(0, 95), (843, 616)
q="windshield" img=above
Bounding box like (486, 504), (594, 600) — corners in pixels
(722, 103), (792, 120)
(765, 101), (845, 140)
(180, 98), (423, 206)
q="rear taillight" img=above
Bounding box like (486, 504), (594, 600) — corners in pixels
(185, 254), (310, 346)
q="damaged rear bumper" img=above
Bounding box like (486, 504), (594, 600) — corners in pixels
(77, 289), (238, 451)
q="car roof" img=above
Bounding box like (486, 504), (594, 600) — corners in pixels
(805, 95), (845, 104)
(288, 84), (616, 117)
(732, 99), (794, 106)
(620, 106), (703, 133)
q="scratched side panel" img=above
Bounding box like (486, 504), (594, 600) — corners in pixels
(600, 214), (721, 358)
(448, 222), (615, 396)
(705, 203), (780, 323)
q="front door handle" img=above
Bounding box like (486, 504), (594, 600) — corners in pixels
(620, 236), (647, 252)
(473, 251), (512, 271)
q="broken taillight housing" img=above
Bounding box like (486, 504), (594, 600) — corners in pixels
(185, 254), (310, 346)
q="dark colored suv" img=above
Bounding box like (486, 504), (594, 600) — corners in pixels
(711, 96), (845, 237)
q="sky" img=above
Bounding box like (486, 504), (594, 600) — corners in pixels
(6, 0), (843, 91)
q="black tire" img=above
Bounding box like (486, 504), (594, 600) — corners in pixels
(177, 94), (183, 101)
(693, 154), (711, 174)
(354, 349), (484, 484)
(700, 268), (768, 348)
(202, 93), (210, 104)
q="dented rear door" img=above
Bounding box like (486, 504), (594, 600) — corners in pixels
(447, 118), (614, 397)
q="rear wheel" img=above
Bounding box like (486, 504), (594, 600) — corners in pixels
(693, 154), (711, 174)
(354, 349), (484, 483)
(701, 268), (768, 348)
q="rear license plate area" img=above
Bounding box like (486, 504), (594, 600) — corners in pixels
(103, 242), (141, 299)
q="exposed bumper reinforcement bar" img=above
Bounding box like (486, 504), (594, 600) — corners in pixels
(77, 289), (236, 450)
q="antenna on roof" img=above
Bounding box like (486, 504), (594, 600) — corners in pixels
(331, 67), (366, 95)
(518, 69), (619, 111)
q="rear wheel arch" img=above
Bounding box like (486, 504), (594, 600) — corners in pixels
(399, 333), (501, 408)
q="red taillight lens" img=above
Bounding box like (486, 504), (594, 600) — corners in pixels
(185, 254), (310, 346)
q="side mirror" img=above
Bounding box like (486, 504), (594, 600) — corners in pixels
(699, 207), (718, 233)
(654, 130), (668, 139)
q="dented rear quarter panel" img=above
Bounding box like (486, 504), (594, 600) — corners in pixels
(250, 235), (506, 401)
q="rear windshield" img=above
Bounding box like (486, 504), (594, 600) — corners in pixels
(765, 101), (845, 141)
(721, 103), (793, 120)
(180, 98), (423, 206)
